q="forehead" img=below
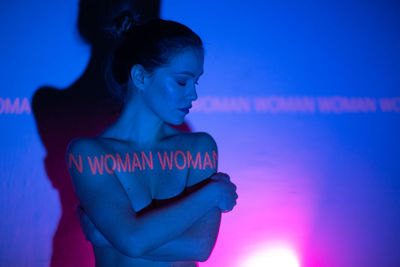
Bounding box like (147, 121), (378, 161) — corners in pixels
(163, 48), (204, 75)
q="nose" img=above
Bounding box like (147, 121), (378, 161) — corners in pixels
(187, 86), (198, 102)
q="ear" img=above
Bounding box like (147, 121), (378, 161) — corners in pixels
(130, 64), (149, 92)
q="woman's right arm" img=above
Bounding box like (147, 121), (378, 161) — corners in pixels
(65, 138), (219, 258)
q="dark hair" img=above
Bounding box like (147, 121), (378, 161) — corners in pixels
(77, 0), (160, 45)
(104, 13), (204, 106)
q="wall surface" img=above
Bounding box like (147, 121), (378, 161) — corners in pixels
(0, 0), (399, 266)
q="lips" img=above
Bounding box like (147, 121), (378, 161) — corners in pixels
(179, 105), (192, 109)
(177, 104), (192, 114)
(178, 107), (190, 114)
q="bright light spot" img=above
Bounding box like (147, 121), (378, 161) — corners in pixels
(239, 242), (300, 267)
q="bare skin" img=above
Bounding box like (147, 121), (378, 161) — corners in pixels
(85, 127), (218, 266)
(66, 48), (238, 266)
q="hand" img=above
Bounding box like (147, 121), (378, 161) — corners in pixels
(209, 172), (238, 213)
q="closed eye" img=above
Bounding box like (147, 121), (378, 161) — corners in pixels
(177, 81), (200, 86)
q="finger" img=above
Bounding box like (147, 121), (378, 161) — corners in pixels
(219, 172), (230, 180)
(227, 181), (237, 191)
(221, 177), (235, 187)
(211, 172), (229, 181)
(214, 172), (230, 179)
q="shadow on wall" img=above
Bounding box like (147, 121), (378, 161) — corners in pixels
(31, 0), (192, 266)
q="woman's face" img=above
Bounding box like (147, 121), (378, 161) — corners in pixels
(142, 47), (204, 125)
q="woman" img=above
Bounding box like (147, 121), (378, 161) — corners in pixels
(66, 12), (238, 267)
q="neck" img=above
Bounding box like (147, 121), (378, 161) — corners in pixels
(99, 90), (167, 147)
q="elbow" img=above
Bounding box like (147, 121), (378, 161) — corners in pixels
(114, 234), (143, 258)
(197, 233), (219, 262)
(197, 244), (214, 262)
(197, 249), (212, 262)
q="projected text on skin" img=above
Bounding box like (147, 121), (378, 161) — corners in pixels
(68, 150), (218, 175)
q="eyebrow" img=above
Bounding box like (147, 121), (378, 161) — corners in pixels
(175, 71), (204, 77)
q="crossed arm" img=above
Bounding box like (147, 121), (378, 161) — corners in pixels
(79, 191), (222, 262)
(76, 132), (222, 262)
(138, 206), (221, 262)
(138, 179), (222, 261)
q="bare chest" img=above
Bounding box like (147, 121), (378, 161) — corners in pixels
(98, 135), (196, 212)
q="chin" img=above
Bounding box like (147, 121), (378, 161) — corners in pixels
(168, 119), (185, 126)
(166, 116), (186, 126)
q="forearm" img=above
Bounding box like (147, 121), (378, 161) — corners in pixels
(138, 230), (201, 261)
(133, 182), (218, 256)
(138, 206), (221, 262)
(91, 216), (206, 261)
(82, 181), (221, 260)
(92, 220), (203, 261)
(89, 207), (220, 261)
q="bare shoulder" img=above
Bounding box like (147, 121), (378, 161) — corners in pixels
(65, 137), (108, 171)
(185, 132), (219, 187)
(193, 132), (218, 152)
(66, 136), (153, 212)
(65, 136), (142, 257)
(66, 136), (119, 159)
(65, 136), (119, 186)
(172, 130), (217, 149)
(66, 136), (100, 155)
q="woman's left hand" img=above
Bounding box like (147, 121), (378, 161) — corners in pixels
(76, 205), (112, 247)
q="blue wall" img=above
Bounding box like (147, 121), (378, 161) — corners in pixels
(0, 0), (399, 266)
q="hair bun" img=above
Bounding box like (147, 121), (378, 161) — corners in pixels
(104, 10), (136, 39)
